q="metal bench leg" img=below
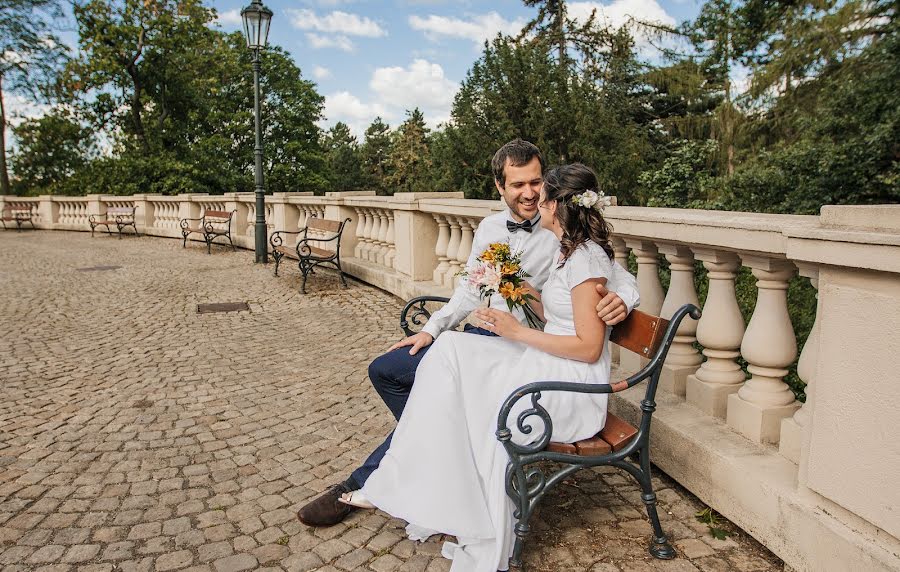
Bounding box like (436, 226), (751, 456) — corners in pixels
(335, 259), (348, 288)
(90, 224), (95, 238)
(273, 252), (282, 276)
(182, 232), (188, 248)
(228, 234), (236, 251)
(206, 235), (212, 255)
(300, 263), (310, 294)
(506, 463), (533, 569)
(638, 447), (675, 559)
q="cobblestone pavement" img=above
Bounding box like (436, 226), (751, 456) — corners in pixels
(0, 232), (784, 572)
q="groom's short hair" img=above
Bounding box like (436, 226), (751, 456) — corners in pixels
(492, 139), (545, 188)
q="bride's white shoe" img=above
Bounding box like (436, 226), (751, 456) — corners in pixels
(338, 490), (376, 509)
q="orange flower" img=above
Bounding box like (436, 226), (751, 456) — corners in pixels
(480, 250), (496, 263)
(498, 281), (518, 301)
(501, 262), (520, 275)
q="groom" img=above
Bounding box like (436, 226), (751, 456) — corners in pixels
(298, 138), (640, 526)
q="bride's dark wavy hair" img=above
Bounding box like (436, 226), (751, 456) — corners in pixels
(542, 163), (614, 265)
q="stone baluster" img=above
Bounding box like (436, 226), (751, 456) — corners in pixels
(359, 209), (374, 261)
(385, 212), (397, 269)
(443, 218), (463, 287)
(726, 257), (800, 444)
(354, 208), (366, 258)
(369, 210), (383, 263)
(455, 217), (475, 276)
(657, 244), (703, 396)
(780, 266), (820, 463)
(686, 251), (747, 417)
(376, 210), (390, 265)
(433, 214), (451, 285)
(620, 240), (666, 372)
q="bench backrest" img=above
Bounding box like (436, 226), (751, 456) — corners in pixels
(609, 309), (670, 359)
(307, 217), (345, 234)
(106, 207), (135, 216)
(204, 210), (233, 221)
(3, 205), (33, 217)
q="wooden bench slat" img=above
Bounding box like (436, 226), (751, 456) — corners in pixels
(546, 413), (636, 456)
(308, 218), (344, 233)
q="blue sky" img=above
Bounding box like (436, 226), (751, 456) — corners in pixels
(211, 0), (705, 137)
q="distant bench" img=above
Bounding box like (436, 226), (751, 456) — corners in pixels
(89, 207), (139, 238)
(1, 205), (35, 231)
(180, 210), (236, 254)
(270, 217), (351, 294)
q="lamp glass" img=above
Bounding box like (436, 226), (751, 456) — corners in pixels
(240, 3), (272, 49)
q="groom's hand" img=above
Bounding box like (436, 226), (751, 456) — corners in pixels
(389, 332), (434, 355)
(596, 284), (627, 325)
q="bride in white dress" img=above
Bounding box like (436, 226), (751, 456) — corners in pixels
(347, 164), (622, 572)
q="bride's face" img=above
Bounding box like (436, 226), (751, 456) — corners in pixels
(538, 188), (559, 233)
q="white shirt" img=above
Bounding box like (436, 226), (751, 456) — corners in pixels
(422, 209), (640, 339)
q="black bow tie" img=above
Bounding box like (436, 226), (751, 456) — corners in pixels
(507, 218), (537, 233)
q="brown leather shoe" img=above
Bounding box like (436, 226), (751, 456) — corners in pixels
(297, 483), (356, 526)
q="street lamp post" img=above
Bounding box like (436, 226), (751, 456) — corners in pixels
(241, 0), (273, 263)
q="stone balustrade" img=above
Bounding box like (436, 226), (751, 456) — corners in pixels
(2, 191), (898, 572)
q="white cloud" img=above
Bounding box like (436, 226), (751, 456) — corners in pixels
(370, 59), (458, 115)
(409, 12), (527, 47)
(568, 0), (676, 51)
(306, 33), (355, 52)
(288, 9), (387, 37)
(321, 59), (459, 137)
(216, 9), (242, 27)
(312, 65), (332, 80)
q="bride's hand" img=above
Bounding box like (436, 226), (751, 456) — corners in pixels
(473, 308), (523, 340)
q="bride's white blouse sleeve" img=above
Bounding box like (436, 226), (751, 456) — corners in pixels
(564, 244), (614, 291)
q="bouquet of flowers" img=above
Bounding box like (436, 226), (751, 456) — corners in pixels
(458, 242), (543, 328)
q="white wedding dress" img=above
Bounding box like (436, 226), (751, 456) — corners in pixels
(361, 241), (615, 572)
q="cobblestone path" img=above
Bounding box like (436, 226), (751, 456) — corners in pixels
(0, 232), (783, 572)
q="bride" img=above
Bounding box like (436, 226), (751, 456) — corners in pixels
(343, 163), (622, 572)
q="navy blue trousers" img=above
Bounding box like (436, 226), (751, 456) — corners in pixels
(347, 325), (496, 489)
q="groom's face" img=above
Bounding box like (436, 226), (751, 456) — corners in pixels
(496, 157), (543, 223)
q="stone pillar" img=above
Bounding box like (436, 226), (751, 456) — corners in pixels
(620, 240), (665, 372)
(444, 218), (462, 287)
(433, 214), (450, 285)
(225, 192), (251, 250)
(376, 210), (390, 265)
(780, 266), (819, 464)
(726, 257), (800, 444)
(132, 194), (154, 234)
(457, 217), (475, 269)
(658, 244), (703, 396)
(686, 251), (746, 418)
(38, 196), (59, 229)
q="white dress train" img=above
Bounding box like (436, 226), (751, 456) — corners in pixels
(361, 241), (616, 571)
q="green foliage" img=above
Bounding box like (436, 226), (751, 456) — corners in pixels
(0, 0), (68, 194)
(323, 122), (365, 191)
(386, 109), (431, 193)
(360, 117), (393, 194)
(639, 139), (723, 208)
(10, 112), (95, 194)
(695, 507), (731, 540)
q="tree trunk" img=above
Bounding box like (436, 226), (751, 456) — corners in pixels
(127, 65), (149, 154)
(0, 75), (11, 195)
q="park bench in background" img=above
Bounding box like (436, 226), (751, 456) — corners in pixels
(89, 206), (139, 238)
(399, 296), (701, 565)
(180, 210), (236, 254)
(270, 216), (352, 294)
(1, 205), (35, 231)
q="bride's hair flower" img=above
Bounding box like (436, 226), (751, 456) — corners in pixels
(570, 189), (612, 212)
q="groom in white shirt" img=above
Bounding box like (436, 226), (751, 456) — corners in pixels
(298, 139), (640, 527)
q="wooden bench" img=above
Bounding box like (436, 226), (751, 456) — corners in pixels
(89, 206), (139, 238)
(269, 217), (352, 294)
(180, 210), (236, 254)
(1, 205), (35, 231)
(399, 297), (701, 565)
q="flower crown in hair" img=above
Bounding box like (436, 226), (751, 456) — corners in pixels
(570, 189), (612, 212)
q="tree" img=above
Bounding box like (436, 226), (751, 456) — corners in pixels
(386, 109), (431, 194)
(0, 0), (67, 194)
(324, 122), (364, 191)
(360, 117), (392, 193)
(9, 111), (95, 194)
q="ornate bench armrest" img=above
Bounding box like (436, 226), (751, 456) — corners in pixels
(270, 229), (307, 248)
(399, 296), (451, 336)
(495, 304), (701, 456)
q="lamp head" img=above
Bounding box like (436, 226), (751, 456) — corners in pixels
(240, 0), (273, 50)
